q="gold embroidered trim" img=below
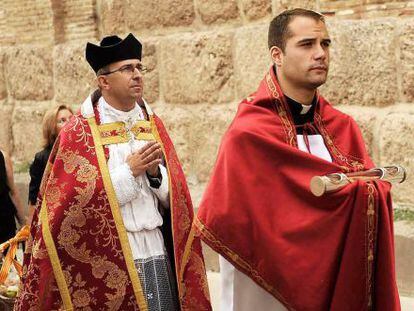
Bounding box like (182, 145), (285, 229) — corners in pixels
(88, 117), (148, 311)
(101, 136), (129, 145)
(314, 113), (364, 171)
(180, 224), (195, 281)
(366, 183), (376, 309)
(40, 199), (74, 311)
(98, 120), (155, 145)
(194, 217), (293, 310)
(265, 70), (364, 171)
(131, 120), (153, 136)
(265, 73), (297, 147)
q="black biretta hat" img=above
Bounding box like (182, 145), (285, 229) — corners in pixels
(85, 33), (142, 73)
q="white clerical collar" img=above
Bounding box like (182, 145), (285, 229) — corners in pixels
(99, 97), (144, 120)
(81, 92), (154, 119)
(300, 104), (312, 115)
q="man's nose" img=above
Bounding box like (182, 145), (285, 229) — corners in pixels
(132, 66), (143, 78)
(314, 44), (327, 60)
(132, 70), (143, 80)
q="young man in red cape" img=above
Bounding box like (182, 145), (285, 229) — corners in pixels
(195, 9), (401, 311)
(15, 33), (211, 310)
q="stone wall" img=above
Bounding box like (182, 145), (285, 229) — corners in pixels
(0, 0), (413, 211)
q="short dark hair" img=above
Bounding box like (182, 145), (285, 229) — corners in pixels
(268, 8), (325, 52)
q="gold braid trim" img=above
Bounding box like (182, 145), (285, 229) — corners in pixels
(366, 183), (376, 309)
(265, 73), (297, 147)
(40, 199), (74, 311)
(314, 113), (364, 172)
(179, 224), (195, 282)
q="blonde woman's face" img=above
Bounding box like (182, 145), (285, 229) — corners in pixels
(56, 109), (73, 133)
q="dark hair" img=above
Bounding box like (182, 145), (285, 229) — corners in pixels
(268, 8), (325, 52)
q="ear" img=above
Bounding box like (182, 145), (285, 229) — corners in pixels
(270, 46), (283, 67)
(97, 75), (110, 90)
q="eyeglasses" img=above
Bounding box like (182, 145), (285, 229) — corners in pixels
(100, 63), (148, 76)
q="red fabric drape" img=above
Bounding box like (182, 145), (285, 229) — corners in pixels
(195, 67), (400, 310)
(15, 100), (211, 310)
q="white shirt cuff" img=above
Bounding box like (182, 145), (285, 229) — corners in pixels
(146, 165), (170, 208)
(110, 163), (142, 206)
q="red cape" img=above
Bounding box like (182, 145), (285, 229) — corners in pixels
(16, 97), (211, 310)
(195, 67), (400, 310)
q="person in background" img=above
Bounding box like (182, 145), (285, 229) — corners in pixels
(27, 105), (73, 223)
(0, 149), (25, 245)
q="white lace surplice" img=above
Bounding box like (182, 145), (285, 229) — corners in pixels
(98, 97), (169, 259)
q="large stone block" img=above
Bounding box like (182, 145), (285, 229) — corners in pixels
(59, 0), (97, 42)
(0, 6), (9, 44)
(151, 104), (194, 176)
(153, 102), (237, 184)
(318, 20), (349, 105)
(234, 24), (271, 99)
(0, 101), (14, 154)
(125, 0), (195, 31)
(335, 105), (378, 162)
(0, 49), (6, 99)
(97, 0), (126, 36)
(273, 0), (318, 14)
(160, 32), (235, 105)
(12, 102), (51, 162)
(378, 111), (414, 205)
(142, 41), (159, 104)
(242, 0), (272, 21)
(5, 46), (54, 101)
(189, 103), (238, 183)
(319, 0), (358, 11)
(394, 221), (414, 296)
(54, 42), (96, 106)
(189, 182), (208, 211)
(2, 0), (54, 45)
(399, 19), (414, 103)
(320, 19), (398, 106)
(196, 0), (240, 24)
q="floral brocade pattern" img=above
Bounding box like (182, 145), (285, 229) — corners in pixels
(16, 110), (211, 310)
(16, 114), (136, 310)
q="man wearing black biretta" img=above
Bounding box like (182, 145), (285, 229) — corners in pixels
(15, 33), (212, 311)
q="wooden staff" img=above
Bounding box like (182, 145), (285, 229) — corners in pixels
(310, 166), (407, 197)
